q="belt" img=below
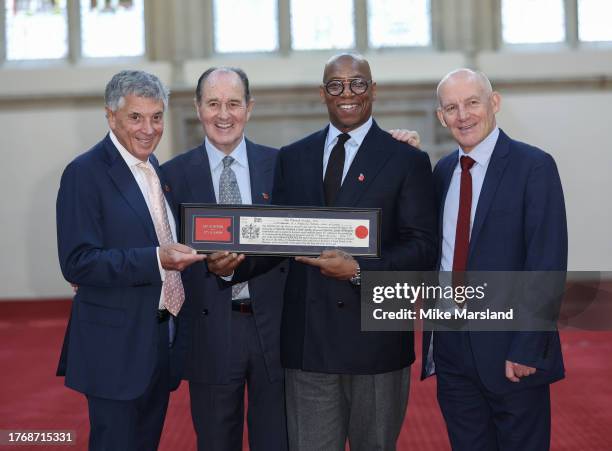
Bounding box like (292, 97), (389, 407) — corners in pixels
(157, 309), (171, 323)
(231, 299), (253, 314)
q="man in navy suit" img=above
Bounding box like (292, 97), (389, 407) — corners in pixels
(162, 67), (288, 451)
(56, 70), (204, 450)
(422, 69), (567, 451)
(209, 54), (437, 451)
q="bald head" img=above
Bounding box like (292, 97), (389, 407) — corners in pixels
(320, 52), (376, 132)
(436, 69), (493, 107)
(435, 68), (500, 153)
(323, 53), (372, 83)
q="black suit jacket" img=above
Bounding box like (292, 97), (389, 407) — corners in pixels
(238, 120), (437, 374)
(162, 140), (288, 384)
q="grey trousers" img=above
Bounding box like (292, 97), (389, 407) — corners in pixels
(285, 366), (411, 451)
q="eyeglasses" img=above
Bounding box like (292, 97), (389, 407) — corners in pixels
(324, 78), (372, 96)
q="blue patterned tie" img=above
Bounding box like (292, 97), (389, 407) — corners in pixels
(219, 156), (248, 299)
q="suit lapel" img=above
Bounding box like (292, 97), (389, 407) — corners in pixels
(184, 144), (217, 204)
(150, 155), (179, 225)
(246, 140), (272, 205)
(435, 152), (458, 267)
(303, 127), (328, 205)
(104, 137), (158, 243)
(469, 130), (511, 255)
(440, 150), (459, 208)
(334, 121), (394, 207)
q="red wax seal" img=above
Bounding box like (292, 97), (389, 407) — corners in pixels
(355, 225), (369, 239)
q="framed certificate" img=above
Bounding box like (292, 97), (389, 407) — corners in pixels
(180, 204), (381, 257)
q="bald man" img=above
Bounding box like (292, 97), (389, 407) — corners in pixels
(208, 53), (437, 451)
(422, 69), (567, 451)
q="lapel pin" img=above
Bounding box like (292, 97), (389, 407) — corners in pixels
(358, 173), (365, 182)
(164, 184), (171, 192)
(262, 192), (270, 200)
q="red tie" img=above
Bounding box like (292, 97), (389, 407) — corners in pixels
(452, 156), (476, 271)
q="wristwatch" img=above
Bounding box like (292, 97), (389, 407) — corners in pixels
(349, 263), (361, 286)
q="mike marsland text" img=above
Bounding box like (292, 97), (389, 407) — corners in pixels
(372, 308), (514, 320)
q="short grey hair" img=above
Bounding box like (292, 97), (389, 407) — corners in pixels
(436, 68), (493, 106)
(104, 70), (170, 112)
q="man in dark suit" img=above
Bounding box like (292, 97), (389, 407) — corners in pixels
(209, 53), (437, 451)
(421, 69), (567, 451)
(162, 67), (288, 451)
(56, 70), (204, 450)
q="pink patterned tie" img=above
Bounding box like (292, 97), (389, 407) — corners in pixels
(138, 162), (185, 315)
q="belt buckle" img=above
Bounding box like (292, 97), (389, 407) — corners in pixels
(157, 309), (170, 322)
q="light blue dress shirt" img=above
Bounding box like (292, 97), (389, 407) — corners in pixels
(425, 127), (500, 376)
(205, 136), (252, 299)
(440, 127), (500, 271)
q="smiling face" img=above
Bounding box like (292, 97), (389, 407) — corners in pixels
(436, 70), (500, 153)
(320, 55), (376, 133)
(196, 70), (254, 155)
(106, 94), (164, 161)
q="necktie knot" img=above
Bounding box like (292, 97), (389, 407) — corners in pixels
(337, 133), (351, 146)
(460, 155), (476, 172)
(137, 161), (153, 172)
(222, 155), (235, 169)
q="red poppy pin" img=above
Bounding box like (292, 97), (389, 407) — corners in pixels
(358, 173), (365, 182)
(262, 192), (270, 200)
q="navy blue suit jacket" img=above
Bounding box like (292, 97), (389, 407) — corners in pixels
(238, 120), (437, 374)
(422, 129), (568, 393)
(56, 134), (186, 400)
(161, 140), (288, 384)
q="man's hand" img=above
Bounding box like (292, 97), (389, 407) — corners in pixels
(505, 360), (537, 382)
(206, 251), (245, 277)
(388, 129), (421, 149)
(295, 249), (358, 280)
(160, 243), (206, 271)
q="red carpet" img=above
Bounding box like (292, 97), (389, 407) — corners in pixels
(0, 300), (611, 450)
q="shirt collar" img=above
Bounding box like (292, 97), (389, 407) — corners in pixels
(109, 131), (149, 168)
(204, 136), (248, 171)
(326, 116), (373, 148)
(458, 127), (499, 167)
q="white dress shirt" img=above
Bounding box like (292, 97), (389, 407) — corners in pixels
(323, 116), (373, 183)
(110, 131), (177, 308)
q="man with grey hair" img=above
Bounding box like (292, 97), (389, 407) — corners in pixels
(162, 66), (288, 451)
(422, 68), (567, 450)
(56, 70), (204, 450)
